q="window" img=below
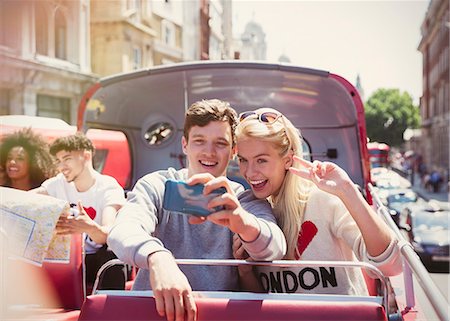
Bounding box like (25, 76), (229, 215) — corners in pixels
(86, 129), (131, 189)
(0, 89), (10, 115)
(125, 0), (140, 23)
(54, 9), (67, 59)
(132, 47), (142, 70)
(126, 0), (139, 11)
(143, 121), (174, 146)
(35, 3), (48, 55)
(161, 20), (175, 47)
(0, 1), (20, 49)
(37, 94), (71, 123)
(92, 149), (109, 173)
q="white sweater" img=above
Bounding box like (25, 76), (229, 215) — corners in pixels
(255, 187), (402, 295)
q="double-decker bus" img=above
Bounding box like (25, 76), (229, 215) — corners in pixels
(367, 142), (390, 168)
(2, 61), (447, 321)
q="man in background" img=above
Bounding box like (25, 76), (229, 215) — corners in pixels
(32, 132), (126, 290)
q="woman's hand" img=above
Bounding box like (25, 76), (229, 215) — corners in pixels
(232, 234), (253, 276)
(289, 156), (354, 198)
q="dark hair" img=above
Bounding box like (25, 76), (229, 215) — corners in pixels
(0, 127), (56, 188)
(49, 132), (95, 156)
(183, 99), (238, 146)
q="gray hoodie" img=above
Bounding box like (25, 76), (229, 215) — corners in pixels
(108, 167), (286, 291)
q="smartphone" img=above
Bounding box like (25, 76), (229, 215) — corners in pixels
(69, 203), (79, 217)
(162, 179), (227, 216)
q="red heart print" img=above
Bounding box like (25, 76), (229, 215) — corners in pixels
(83, 206), (97, 220)
(295, 221), (318, 259)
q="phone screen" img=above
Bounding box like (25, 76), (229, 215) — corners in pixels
(162, 179), (226, 216)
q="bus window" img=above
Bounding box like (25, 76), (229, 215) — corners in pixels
(86, 129), (131, 189)
(302, 139), (312, 161)
(92, 149), (109, 173)
(143, 121), (175, 146)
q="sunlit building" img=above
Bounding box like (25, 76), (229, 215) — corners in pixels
(0, 0), (234, 122)
(355, 74), (365, 102)
(184, 0), (233, 61)
(0, 0), (96, 124)
(278, 53), (291, 63)
(418, 0), (449, 176)
(90, 0), (183, 76)
(91, 0), (231, 74)
(239, 20), (267, 60)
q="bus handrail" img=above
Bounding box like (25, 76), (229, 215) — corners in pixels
(93, 258), (390, 320)
(369, 183), (449, 321)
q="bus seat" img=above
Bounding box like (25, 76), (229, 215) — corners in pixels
(41, 233), (85, 310)
(125, 266), (137, 290)
(6, 234), (84, 321)
(78, 293), (387, 321)
(363, 269), (380, 296)
(21, 309), (81, 321)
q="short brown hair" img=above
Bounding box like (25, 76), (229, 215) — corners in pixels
(50, 132), (94, 156)
(183, 99), (238, 146)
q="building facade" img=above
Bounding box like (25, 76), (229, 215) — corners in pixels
(90, 0), (183, 76)
(0, 0), (96, 124)
(418, 0), (449, 176)
(0, 0), (233, 122)
(238, 20), (267, 60)
(183, 0), (233, 61)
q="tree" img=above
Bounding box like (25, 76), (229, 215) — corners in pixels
(364, 88), (420, 147)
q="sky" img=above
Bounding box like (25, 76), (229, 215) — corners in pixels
(232, 0), (430, 104)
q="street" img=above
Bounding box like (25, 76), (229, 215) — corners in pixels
(381, 167), (449, 319)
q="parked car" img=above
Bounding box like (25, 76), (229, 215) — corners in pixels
(386, 189), (419, 226)
(400, 202), (450, 272)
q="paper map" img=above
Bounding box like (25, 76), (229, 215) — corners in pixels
(0, 187), (71, 265)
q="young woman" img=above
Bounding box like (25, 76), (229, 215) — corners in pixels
(233, 108), (402, 295)
(0, 128), (56, 190)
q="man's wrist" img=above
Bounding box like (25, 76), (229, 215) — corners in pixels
(147, 250), (174, 266)
(238, 214), (261, 242)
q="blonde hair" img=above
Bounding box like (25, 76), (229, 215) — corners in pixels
(236, 108), (311, 259)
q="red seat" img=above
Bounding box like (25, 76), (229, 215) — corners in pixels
(41, 233), (85, 310)
(363, 269), (380, 296)
(7, 234), (85, 320)
(78, 293), (387, 321)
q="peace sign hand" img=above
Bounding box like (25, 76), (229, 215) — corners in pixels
(289, 156), (353, 198)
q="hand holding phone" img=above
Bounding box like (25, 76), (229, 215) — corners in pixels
(162, 179), (227, 217)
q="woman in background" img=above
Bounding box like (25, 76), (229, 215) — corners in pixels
(0, 128), (56, 190)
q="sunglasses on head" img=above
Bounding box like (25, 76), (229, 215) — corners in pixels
(238, 111), (282, 124)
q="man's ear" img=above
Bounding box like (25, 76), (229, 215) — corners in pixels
(84, 150), (93, 162)
(230, 145), (237, 160)
(181, 136), (188, 155)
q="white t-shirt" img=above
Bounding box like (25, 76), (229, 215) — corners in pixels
(42, 172), (126, 254)
(255, 187), (402, 296)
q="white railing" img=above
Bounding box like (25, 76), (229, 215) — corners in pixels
(93, 258), (390, 320)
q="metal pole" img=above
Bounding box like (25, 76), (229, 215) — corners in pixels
(370, 183), (449, 321)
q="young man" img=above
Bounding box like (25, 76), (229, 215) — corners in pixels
(32, 133), (126, 290)
(107, 99), (286, 321)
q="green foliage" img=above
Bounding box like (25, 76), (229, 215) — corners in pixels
(364, 88), (420, 147)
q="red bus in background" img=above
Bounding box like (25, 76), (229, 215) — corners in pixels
(367, 142), (390, 168)
(0, 115), (130, 188)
